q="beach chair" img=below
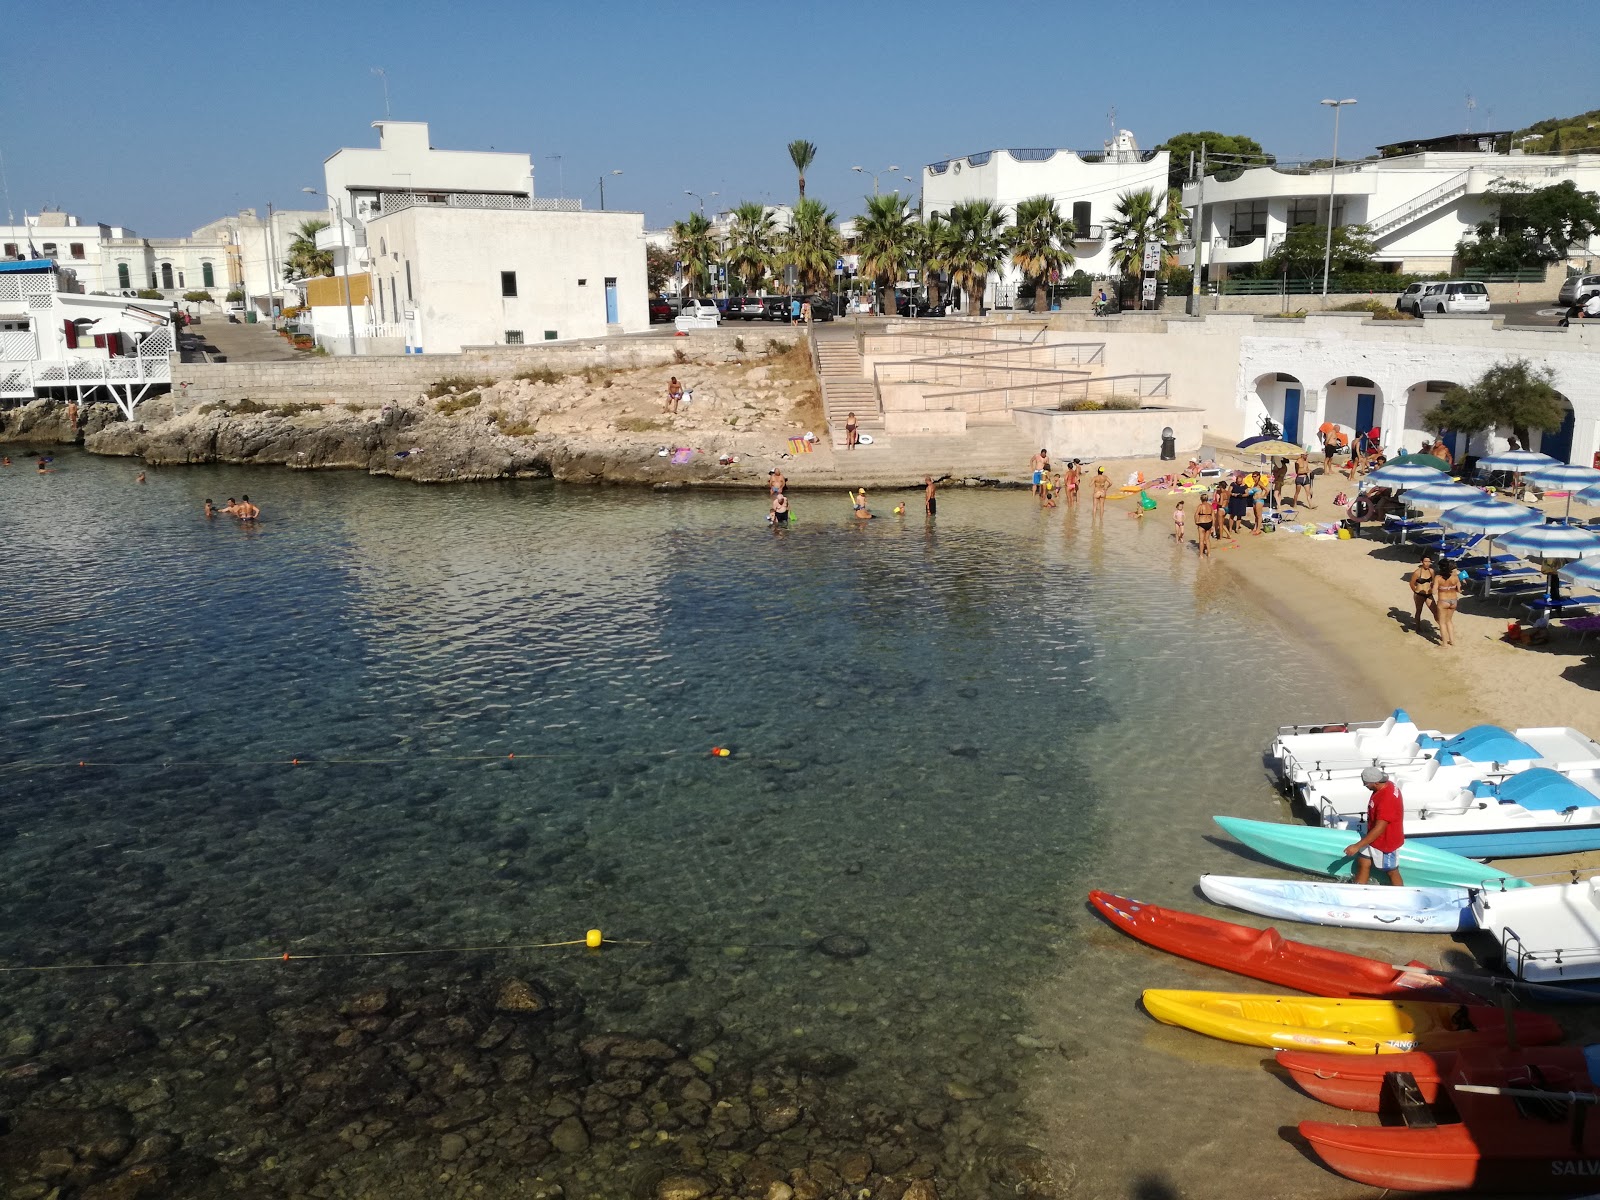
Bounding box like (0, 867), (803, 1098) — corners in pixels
(1524, 593), (1598, 617)
(1381, 516), (1441, 545)
(1488, 579), (1549, 607)
(1561, 615), (1600, 644)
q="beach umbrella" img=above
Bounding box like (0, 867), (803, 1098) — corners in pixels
(1367, 460), (1447, 489)
(1236, 438), (1304, 459)
(1477, 450), (1556, 472)
(1439, 498), (1544, 591)
(1404, 480), (1483, 509)
(1558, 559), (1600, 590)
(1528, 462), (1600, 522)
(1578, 481), (1600, 507)
(1498, 523), (1600, 602)
(1388, 452), (1451, 471)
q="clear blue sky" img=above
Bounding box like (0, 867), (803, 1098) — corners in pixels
(4, 0), (1594, 236)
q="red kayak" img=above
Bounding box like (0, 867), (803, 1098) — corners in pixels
(1279, 1045), (1594, 1112)
(1088, 890), (1469, 1001)
(1301, 1048), (1600, 1193)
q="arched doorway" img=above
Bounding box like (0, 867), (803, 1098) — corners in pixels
(1402, 380), (1460, 455)
(1537, 395), (1576, 464)
(1252, 372), (1304, 444)
(1320, 376), (1381, 447)
(201, 261), (215, 288)
(160, 263), (174, 289)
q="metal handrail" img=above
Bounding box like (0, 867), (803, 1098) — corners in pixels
(891, 371), (1169, 415)
(1369, 171), (1470, 237)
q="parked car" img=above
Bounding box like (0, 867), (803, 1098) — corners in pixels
(761, 297), (795, 322)
(674, 298), (721, 331)
(896, 297), (945, 318)
(649, 297), (673, 323)
(1395, 282), (1432, 315)
(727, 296), (767, 321)
(1558, 273), (1600, 306)
(759, 295), (834, 322)
(1424, 280), (1490, 315)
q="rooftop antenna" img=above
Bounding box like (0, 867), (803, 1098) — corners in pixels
(372, 68), (391, 119)
(1108, 105), (1117, 142)
(1465, 94), (1476, 133)
(546, 154), (564, 198)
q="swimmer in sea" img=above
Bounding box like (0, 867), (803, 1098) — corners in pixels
(925, 475), (937, 518)
(770, 489), (790, 531)
(238, 495), (260, 520)
(2, 456), (11, 466)
(850, 489), (872, 519)
(204, 499), (216, 518)
(136, 471), (146, 483)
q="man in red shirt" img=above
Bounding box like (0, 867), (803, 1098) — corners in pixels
(1346, 766), (1405, 885)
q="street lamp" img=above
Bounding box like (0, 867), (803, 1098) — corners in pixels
(1320, 98), (1357, 297)
(301, 187), (358, 356)
(852, 164), (900, 196)
(685, 189), (705, 214)
(598, 170), (622, 211)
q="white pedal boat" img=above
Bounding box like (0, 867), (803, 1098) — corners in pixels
(1318, 767), (1600, 860)
(1200, 875), (1476, 933)
(1474, 874), (1600, 983)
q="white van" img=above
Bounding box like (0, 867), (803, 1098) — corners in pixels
(1422, 280), (1490, 315)
(673, 299), (721, 332)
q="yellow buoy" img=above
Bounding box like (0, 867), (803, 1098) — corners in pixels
(586, 928), (603, 949)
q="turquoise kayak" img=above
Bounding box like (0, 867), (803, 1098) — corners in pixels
(1213, 816), (1531, 891)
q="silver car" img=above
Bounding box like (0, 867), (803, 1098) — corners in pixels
(1559, 273), (1600, 306)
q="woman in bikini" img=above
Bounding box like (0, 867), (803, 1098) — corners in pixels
(1409, 553), (1439, 633)
(1433, 566), (1462, 647)
(1194, 493), (1213, 557)
(1065, 460), (1081, 503)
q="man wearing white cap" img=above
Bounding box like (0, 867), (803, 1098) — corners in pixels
(1345, 766), (1405, 886)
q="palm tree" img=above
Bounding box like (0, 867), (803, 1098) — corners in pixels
(1105, 189), (1183, 310)
(911, 212), (952, 310)
(853, 193), (917, 315)
(781, 197), (841, 295)
(727, 202), (777, 294)
(941, 199), (1009, 316)
(283, 219), (333, 280)
(788, 139), (817, 200)
(1009, 195), (1076, 313)
(670, 211), (715, 296)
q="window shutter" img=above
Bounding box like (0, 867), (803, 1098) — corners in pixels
(64, 319), (78, 349)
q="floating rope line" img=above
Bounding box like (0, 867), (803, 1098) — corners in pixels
(0, 930), (653, 975)
(0, 746), (763, 773)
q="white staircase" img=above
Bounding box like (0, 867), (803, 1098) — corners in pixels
(814, 331), (882, 447)
(1368, 171), (1470, 241)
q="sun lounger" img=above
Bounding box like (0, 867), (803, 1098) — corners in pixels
(1489, 579), (1549, 606)
(1562, 615), (1600, 643)
(1382, 517), (1441, 544)
(1525, 594), (1597, 616)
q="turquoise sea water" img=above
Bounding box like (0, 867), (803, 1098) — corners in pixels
(0, 452), (1372, 1198)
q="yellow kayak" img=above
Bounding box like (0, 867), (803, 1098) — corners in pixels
(1140, 989), (1562, 1055)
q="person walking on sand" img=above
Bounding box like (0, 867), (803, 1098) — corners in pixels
(664, 376), (683, 415)
(1434, 566), (1462, 647)
(845, 412), (859, 450)
(1409, 553), (1439, 633)
(1091, 466), (1112, 516)
(1345, 766), (1405, 886)
(1172, 500), (1186, 543)
(924, 475), (937, 517)
(1291, 453), (1315, 508)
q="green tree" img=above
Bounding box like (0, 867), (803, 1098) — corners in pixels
(282, 219), (333, 280)
(669, 211), (715, 295)
(781, 197), (841, 294)
(853, 193), (917, 314)
(1105, 189), (1182, 309)
(787, 139), (818, 200)
(1154, 131), (1274, 190)
(1009, 195), (1076, 313)
(645, 244), (673, 294)
(727, 202), (778, 294)
(1457, 179), (1600, 268)
(940, 200), (1009, 315)
(1266, 223), (1377, 277)
(1422, 359), (1567, 450)
(910, 212), (951, 309)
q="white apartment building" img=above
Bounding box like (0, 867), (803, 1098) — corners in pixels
(1182, 139), (1600, 276)
(1, 259), (174, 416)
(318, 121), (647, 352)
(920, 130), (1172, 307)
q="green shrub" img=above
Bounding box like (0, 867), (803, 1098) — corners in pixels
(1104, 396), (1142, 410)
(426, 375), (496, 398)
(734, 336), (745, 352)
(435, 391), (483, 416)
(1330, 298), (1414, 321)
(512, 367), (562, 385)
(136, 288), (164, 300)
(183, 290), (214, 304)
(225, 288), (245, 302)
(616, 417), (664, 432)
(1063, 399), (1104, 411)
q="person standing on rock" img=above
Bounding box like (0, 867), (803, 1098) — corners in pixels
(664, 376), (683, 415)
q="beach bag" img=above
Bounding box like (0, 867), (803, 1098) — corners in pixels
(1333, 492), (1349, 507)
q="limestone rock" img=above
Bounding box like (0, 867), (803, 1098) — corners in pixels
(654, 1173), (712, 1200)
(549, 1115), (590, 1154)
(494, 978), (547, 1014)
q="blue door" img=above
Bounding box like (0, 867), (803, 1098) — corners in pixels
(1281, 388), (1302, 445)
(604, 277), (618, 324)
(1355, 394), (1376, 441)
(1541, 407), (1576, 464)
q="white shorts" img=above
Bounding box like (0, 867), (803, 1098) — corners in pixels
(1364, 847), (1400, 871)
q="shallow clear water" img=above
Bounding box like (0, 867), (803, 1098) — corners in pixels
(0, 452), (1372, 1198)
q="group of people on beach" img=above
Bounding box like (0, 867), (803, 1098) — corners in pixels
(765, 468), (938, 530)
(1029, 449), (1114, 514)
(205, 496), (260, 521)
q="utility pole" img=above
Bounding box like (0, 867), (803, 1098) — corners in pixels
(264, 201), (279, 326)
(1189, 143), (1207, 317)
(546, 154), (564, 198)
(1320, 98), (1357, 297)
(598, 170), (621, 211)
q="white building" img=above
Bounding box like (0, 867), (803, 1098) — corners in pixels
(1183, 138), (1600, 276)
(314, 122), (647, 352)
(920, 130), (1172, 307)
(1, 259), (174, 416)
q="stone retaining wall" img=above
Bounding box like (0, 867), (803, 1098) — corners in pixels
(171, 328), (798, 411)
(1010, 404), (1205, 463)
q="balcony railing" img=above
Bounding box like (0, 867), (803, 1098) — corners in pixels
(379, 192), (581, 215)
(313, 221), (366, 252)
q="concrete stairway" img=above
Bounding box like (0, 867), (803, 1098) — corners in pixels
(785, 424), (1040, 487)
(813, 330), (881, 446)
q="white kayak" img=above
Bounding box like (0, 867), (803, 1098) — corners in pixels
(1474, 875), (1600, 983)
(1200, 874), (1477, 934)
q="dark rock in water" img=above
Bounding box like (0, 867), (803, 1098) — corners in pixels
(343, 988), (392, 1017)
(902, 1181), (941, 1200)
(948, 744), (980, 758)
(756, 1098), (801, 1134)
(815, 934), (870, 959)
(549, 1115), (590, 1154)
(438, 1132), (467, 1162)
(655, 1174), (713, 1200)
(122, 1131), (179, 1165)
(838, 1151), (874, 1184)
(580, 1034), (676, 1061)
(781, 1048), (857, 1078)
(58, 1024), (157, 1070)
(494, 978), (547, 1014)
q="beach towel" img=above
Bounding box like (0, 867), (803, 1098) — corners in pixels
(671, 448), (693, 465)
(787, 437), (814, 455)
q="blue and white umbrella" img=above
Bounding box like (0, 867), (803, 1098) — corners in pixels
(1558, 559), (1600, 590)
(1367, 461), (1448, 489)
(1405, 480), (1483, 509)
(1578, 481), (1600, 507)
(1528, 463), (1600, 521)
(1477, 450), (1557, 472)
(1499, 523), (1600, 602)
(1439, 498), (1543, 536)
